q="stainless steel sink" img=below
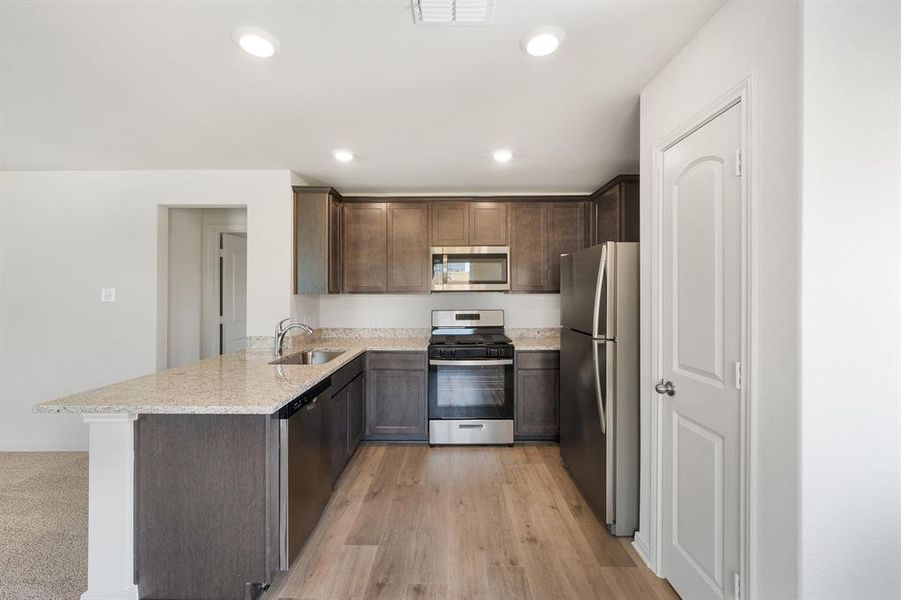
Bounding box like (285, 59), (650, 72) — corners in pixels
(269, 350), (345, 366)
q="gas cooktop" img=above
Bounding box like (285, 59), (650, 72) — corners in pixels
(428, 333), (512, 346)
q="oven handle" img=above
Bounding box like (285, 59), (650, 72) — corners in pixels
(429, 359), (513, 366)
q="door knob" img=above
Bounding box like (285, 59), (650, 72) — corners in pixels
(655, 379), (676, 396)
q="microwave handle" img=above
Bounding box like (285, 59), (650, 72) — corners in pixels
(442, 253), (449, 285)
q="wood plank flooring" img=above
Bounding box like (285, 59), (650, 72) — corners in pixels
(265, 444), (678, 600)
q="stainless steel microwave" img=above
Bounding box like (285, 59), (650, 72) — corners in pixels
(430, 246), (510, 292)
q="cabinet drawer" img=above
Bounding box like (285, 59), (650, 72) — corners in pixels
(366, 351), (427, 371)
(516, 351), (560, 370)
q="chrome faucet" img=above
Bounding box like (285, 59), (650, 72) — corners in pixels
(274, 318), (314, 357)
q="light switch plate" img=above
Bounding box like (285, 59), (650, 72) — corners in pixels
(101, 288), (116, 302)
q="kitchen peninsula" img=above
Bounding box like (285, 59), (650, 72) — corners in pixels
(35, 330), (559, 600)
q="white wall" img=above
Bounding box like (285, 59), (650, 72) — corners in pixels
(317, 293), (560, 329)
(799, 2), (901, 598)
(639, 1), (801, 597)
(167, 208), (203, 368)
(0, 171), (297, 450)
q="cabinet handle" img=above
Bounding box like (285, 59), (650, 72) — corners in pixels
(458, 423), (485, 429)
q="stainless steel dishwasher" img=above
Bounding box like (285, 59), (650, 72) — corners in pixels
(278, 378), (332, 568)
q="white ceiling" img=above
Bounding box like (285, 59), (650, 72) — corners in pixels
(0, 1), (722, 193)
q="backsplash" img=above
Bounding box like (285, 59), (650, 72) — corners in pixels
(319, 328), (430, 339)
(245, 326), (558, 352)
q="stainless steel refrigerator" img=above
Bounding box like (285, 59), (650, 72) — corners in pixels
(560, 241), (639, 536)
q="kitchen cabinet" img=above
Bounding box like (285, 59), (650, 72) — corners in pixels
(329, 383), (350, 485)
(348, 373), (365, 449)
(387, 202), (430, 292)
(430, 202), (469, 245)
(297, 178), (634, 297)
(135, 414), (280, 600)
(328, 356), (366, 485)
(342, 203), (387, 293)
(511, 202), (588, 293)
(547, 202), (588, 292)
(365, 351), (428, 441)
(293, 187), (342, 294)
(469, 202), (508, 245)
(430, 201), (508, 246)
(515, 351), (560, 440)
(329, 372), (365, 485)
(589, 175), (639, 245)
(509, 202), (549, 292)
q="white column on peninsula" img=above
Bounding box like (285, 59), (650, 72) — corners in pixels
(81, 414), (139, 600)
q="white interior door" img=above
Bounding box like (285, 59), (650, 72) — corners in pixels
(660, 103), (742, 600)
(221, 233), (247, 353)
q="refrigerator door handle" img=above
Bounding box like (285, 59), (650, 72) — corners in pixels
(605, 345), (616, 525)
(592, 244), (608, 338)
(592, 339), (607, 435)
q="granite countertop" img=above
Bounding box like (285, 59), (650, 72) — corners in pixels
(510, 335), (560, 351)
(35, 338), (427, 416)
(35, 331), (559, 416)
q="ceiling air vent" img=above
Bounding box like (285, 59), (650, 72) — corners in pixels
(412, 0), (496, 25)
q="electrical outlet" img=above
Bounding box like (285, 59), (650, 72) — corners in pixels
(101, 288), (116, 302)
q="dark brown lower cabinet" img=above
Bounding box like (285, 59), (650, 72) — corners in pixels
(348, 373), (365, 449)
(365, 352), (428, 441)
(329, 361), (366, 486)
(515, 351), (560, 440)
(329, 383), (350, 485)
(135, 414), (280, 600)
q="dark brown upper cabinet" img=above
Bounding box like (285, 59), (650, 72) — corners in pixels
(298, 177), (635, 297)
(469, 202), (508, 245)
(387, 203), (429, 293)
(589, 175), (639, 245)
(293, 187), (342, 294)
(342, 203), (387, 293)
(430, 201), (508, 246)
(547, 202), (588, 292)
(430, 202), (469, 245)
(509, 202), (549, 292)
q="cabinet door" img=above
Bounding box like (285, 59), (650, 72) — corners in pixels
(348, 373), (365, 451)
(387, 203), (429, 292)
(366, 369), (428, 440)
(547, 202), (587, 292)
(329, 386), (350, 486)
(509, 203), (549, 292)
(619, 180), (640, 242)
(430, 202), (469, 246)
(342, 203), (387, 293)
(515, 367), (560, 439)
(469, 202), (508, 245)
(594, 186), (621, 245)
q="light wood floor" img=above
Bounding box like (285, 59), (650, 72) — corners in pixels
(265, 444), (678, 600)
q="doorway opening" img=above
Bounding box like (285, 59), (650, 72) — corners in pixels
(164, 207), (247, 368)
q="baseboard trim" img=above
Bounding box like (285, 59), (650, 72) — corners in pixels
(0, 439), (88, 452)
(631, 535), (656, 572)
(80, 585), (138, 600)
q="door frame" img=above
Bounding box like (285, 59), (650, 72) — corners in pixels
(647, 76), (757, 598)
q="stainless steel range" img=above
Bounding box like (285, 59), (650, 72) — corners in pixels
(428, 309), (515, 445)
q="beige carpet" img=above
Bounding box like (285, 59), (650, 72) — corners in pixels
(0, 452), (88, 600)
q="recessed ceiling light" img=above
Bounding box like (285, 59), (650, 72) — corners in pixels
(492, 149), (513, 163)
(521, 26), (565, 57)
(231, 26), (280, 58)
(333, 149), (355, 162)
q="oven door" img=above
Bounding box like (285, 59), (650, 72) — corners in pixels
(428, 358), (514, 420)
(430, 246), (510, 292)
